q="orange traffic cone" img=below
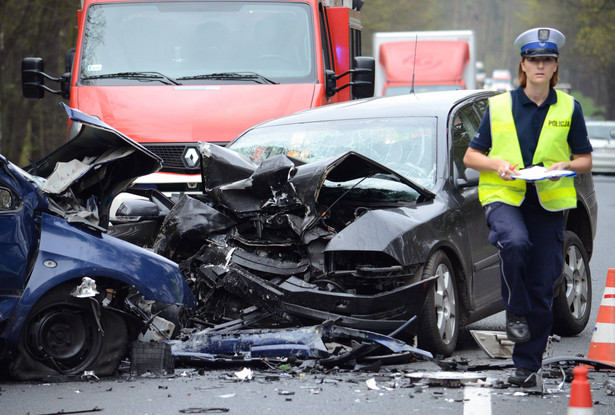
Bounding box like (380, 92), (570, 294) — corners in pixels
(567, 366), (593, 414)
(587, 268), (615, 365)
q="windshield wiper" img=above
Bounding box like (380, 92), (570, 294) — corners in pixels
(177, 72), (278, 84)
(83, 71), (181, 85)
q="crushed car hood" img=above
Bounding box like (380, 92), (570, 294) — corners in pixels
(26, 103), (162, 228)
(198, 142), (435, 224)
(150, 142), (438, 341)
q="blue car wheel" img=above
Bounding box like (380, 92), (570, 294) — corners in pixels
(10, 281), (128, 380)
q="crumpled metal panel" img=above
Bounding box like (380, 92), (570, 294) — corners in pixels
(154, 141), (440, 340)
(153, 194), (235, 260)
(169, 322), (432, 365)
(26, 103), (163, 227)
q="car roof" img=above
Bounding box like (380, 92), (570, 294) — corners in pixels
(585, 120), (615, 126)
(248, 90), (496, 127)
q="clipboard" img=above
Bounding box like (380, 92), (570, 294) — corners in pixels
(511, 165), (576, 181)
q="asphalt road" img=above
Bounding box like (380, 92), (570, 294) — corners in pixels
(1, 175), (615, 415)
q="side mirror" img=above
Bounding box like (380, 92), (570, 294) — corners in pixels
(351, 56), (375, 98)
(60, 72), (71, 99)
(115, 199), (162, 219)
(326, 57), (375, 99)
(21, 56), (71, 99)
(458, 168), (480, 188)
(325, 69), (337, 98)
(65, 49), (75, 74)
(22, 57), (45, 99)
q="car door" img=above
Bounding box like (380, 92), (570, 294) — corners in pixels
(0, 160), (38, 292)
(449, 97), (501, 311)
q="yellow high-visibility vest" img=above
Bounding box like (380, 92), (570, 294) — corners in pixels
(478, 90), (576, 211)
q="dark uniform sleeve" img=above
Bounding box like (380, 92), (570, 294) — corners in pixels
(568, 100), (593, 155)
(468, 107), (492, 153)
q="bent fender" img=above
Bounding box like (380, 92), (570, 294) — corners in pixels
(3, 213), (196, 347)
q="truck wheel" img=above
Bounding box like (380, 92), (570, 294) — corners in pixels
(418, 250), (459, 357)
(10, 282), (128, 380)
(552, 231), (592, 335)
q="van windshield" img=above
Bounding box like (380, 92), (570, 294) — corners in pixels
(79, 1), (316, 85)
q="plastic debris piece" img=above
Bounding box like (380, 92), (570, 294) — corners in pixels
(130, 341), (174, 375)
(234, 367), (253, 381)
(71, 277), (99, 298)
(138, 316), (176, 342)
(546, 366), (567, 394)
(366, 378), (380, 390)
(405, 371), (487, 387)
(80, 371), (99, 381)
(218, 393), (236, 399)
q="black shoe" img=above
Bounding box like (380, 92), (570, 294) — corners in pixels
(508, 368), (538, 388)
(506, 311), (530, 343)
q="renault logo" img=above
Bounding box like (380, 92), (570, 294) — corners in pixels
(183, 147), (200, 168)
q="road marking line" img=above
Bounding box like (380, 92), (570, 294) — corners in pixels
(463, 386), (492, 415)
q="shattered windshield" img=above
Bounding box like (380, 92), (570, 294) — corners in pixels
(80, 1), (315, 84)
(229, 117), (438, 190)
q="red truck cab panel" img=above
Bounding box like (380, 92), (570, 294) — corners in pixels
(71, 84), (318, 144)
(379, 40), (470, 94)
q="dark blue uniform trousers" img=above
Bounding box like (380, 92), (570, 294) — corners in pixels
(484, 185), (564, 371)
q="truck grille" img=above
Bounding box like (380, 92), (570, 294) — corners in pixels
(142, 144), (200, 174)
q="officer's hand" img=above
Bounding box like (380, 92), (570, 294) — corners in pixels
(496, 161), (517, 181)
(545, 161), (572, 181)
(545, 161), (572, 172)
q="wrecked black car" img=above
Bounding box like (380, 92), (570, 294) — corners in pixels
(150, 148), (438, 342)
(0, 104), (196, 380)
(119, 90), (596, 358)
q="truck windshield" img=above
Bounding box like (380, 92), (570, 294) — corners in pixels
(79, 1), (316, 85)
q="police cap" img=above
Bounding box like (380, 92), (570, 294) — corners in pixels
(514, 28), (565, 58)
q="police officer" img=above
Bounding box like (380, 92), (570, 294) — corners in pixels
(463, 28), (593, 388)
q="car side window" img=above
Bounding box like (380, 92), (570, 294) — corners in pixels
(474, 99), (488, 118)
(451, 101), (483, 181)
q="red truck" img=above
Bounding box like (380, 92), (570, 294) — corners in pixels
(373, 30), (476, 97)
(22, 0), (374, 194)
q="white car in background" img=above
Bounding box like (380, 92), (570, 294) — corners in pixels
(490, 69), (513, 92)
(586, 120), (615, 174)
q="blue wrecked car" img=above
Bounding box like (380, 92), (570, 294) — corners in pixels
(0, 104), (196, 380)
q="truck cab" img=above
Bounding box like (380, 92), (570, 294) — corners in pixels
(22, 0), (374, 195)
(372, 30), (476, 97)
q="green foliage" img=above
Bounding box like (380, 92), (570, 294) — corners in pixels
(361, 0), (440, 54)
(0, 0), (80, 164)
(571, 90), (607, 120)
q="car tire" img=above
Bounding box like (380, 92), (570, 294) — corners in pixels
(552, 231), (592, 336)
(418, 250), (459, 357)
(9, 281), (128, 380)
